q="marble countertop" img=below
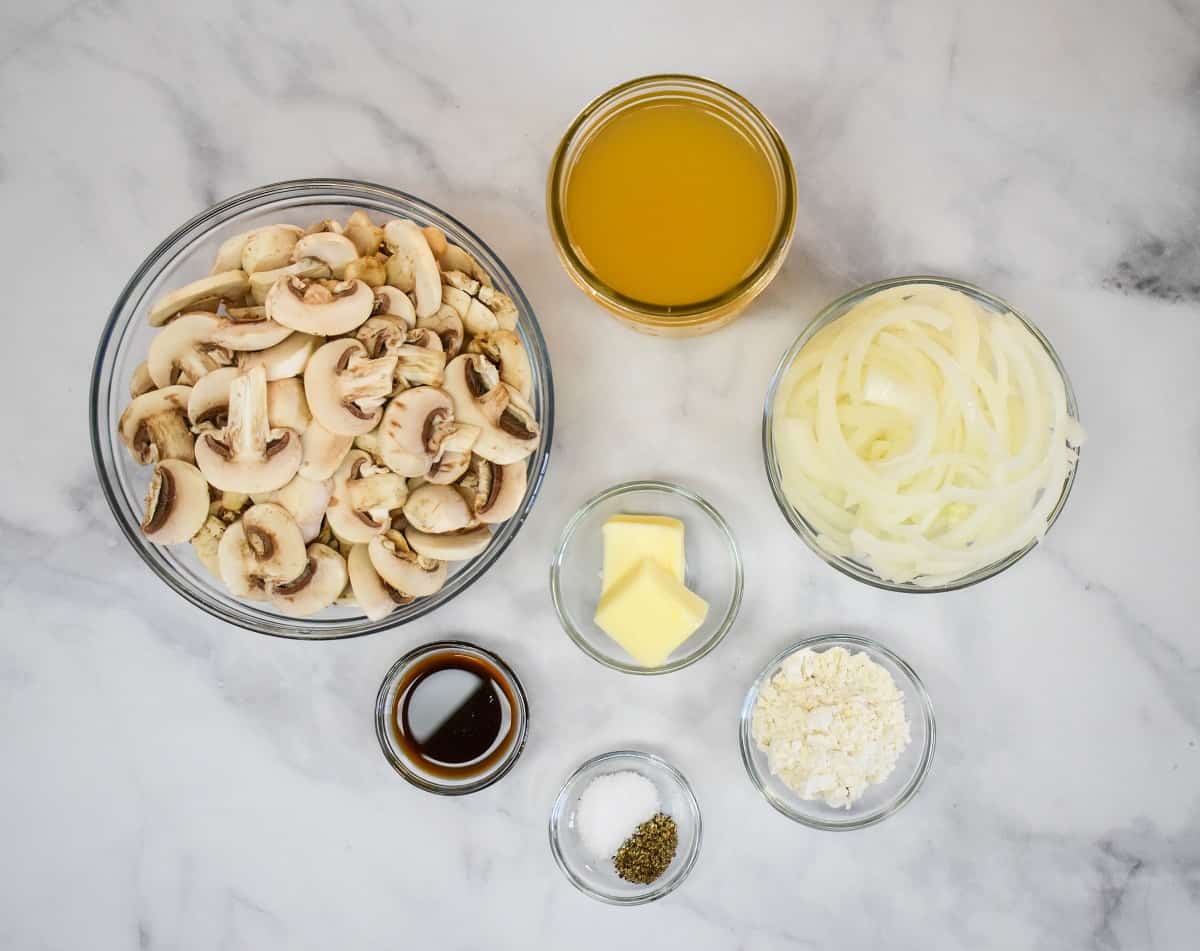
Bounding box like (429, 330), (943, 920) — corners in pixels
(2, 1), (1198, 948)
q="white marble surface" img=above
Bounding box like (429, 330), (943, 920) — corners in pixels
(2, 0), (1198, 948)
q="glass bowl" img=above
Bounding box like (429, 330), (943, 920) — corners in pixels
(549, 481), (743, 674)
(547, 74), (797, 337)
(739, 634), (936, 830)
(89, 179), (553, 638)
(374, 641), (529, 796)
(762, 275), (1081, 593)
(548, 750), (702, 905)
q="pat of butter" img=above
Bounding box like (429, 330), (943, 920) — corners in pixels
(594, 558), (709, 668)
(601, 515), (686, 593)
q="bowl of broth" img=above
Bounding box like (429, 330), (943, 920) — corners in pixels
(547, 74), (796, 336)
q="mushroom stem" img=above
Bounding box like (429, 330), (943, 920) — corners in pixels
(341, 353), (398, 406)
(226, 367), (271, 460)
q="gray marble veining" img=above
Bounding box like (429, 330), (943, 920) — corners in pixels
(1, 0), (1198, 948)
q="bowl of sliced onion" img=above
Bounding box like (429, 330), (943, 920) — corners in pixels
(764, 276), (1084, 592)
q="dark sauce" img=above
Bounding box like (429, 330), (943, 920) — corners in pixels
(390, 650), (517, 780)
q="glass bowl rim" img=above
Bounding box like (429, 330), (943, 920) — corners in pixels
(546, 73), (798, 328)
(373, 639), (530, 796)
(548, 479), (744, 675)
(761, 274), (1082, 593)
(738, 633), (937, 830)
(89, 177), (554, 638)
(547, 748), (703, 905)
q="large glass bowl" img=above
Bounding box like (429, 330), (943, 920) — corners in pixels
(90, 179), (554, 638)
(763, 275), (1081, 593)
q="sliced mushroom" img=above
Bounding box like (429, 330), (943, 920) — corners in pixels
(382, 219), (441, 318)
(353, 425), (383, 462)
(402, 483), (474, 534)
(303, 218), (344, 235)
(119, 385), (195, 464)
(140, 459), (210, 543)
(344, 211), (385, 257)
(248, 258), (331, 305)
(439, 243), (492, 287)
(344, 254), (387, 287)
(147, 313), (235, 387)
(405, 524), (491, 561)
(416, 305), (464, 357)
(425, 423), (480, 484)
(293, 232), (359, 279)
(129, 361), (155, 399)
(194, 366), (302, 494)
(421, 225), (447, 259)
(444, 355), (539, 464)
(304, 338), (397, 436)
(367, 529), (447, 597)
(254, 474), (332, 542)
(459, 456), (527, 524)
(187, 366), (239, 431)
(345, 465), (408, 513)
(372, 286), (416, 328)
(268, 542), (347, 616)
(356, 319), (446, 390)
(217, 502), (308, 599)
(148, 271), (249, 327)
(210, 307), (293, 351)
(265, 276), (374, 336)
(442, 271), (517, 335)
(242, 225), (301, 274)
(238, 331), (318, 381)
(266, 378), (311, 435)
(211, 225), (302, 274)
(298, 420), (353, 481)
(325, 450), (391, 545)
(376, 386), (456, 476)
(191, 514), (227, 578)
(347, 543), (412, 620)
(467, 330), (531, 399)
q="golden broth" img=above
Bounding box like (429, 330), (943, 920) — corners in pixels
(563, 99), (779, 308)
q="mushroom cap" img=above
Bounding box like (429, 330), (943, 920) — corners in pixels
(141, 459), (210, 544)
(194, 367), (302, 494)
(376, 386), (455, 477)
(265, 276), (374, 336)
(119, 385), (195, 465)
(218, 502), (308, 599)
(265, 377), (311, 435)
(416, 306), (464, 357)
(372, 286), (416, 327)
(148, 313), (233, 388)
(298, 420), (353, 481)
(367, 530), (447, 597)
(472, 384), (539, 465)
(241, 225), (301, 274)
(293, 232), (359, 279)
(445, 355), (539, 465)
(129, 361), (155, 399)
(347, 543), (411, 620)
(383, 219), (441, 318)
(187, 366), (239, 431)
(405, 524), (491, 561)
(439, 243), (492, 287)
(344, 211), (385, 257)
(211, 225), (303, 274)
(424, 423), (479, 484)
(248, 258), (331, 305)
(268, 543), (347, 617)
(210, 308), (293, 352)
(238, 331), (318, 381)
(325, 450), (389, 545)
(148, 270), (249, 327)
(468, 330), (532, 400)
(469, 458), (527, 524)
(254, 474), (332, 543)
(402, 483), (474, 534)
(304, 338), (395, 437)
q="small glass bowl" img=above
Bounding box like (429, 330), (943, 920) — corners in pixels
(90, 179), (553, 638)
(739, 634), (936, 830)
(762, 275), (1081, 593)
(374, 641), (529, 796)
(549, 481), (743, 674)
(548, 750), (702, 905)
(547, 74), (797, 337)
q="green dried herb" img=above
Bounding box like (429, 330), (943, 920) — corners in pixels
(613, 813), (678, 885)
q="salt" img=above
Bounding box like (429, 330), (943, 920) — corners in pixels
(576, 771), (660, 860)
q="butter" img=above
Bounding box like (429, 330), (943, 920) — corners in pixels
(601, 515), (686, 593)
(594, 558), (709, 667)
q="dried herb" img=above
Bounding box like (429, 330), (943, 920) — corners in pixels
(613, 813), (678, 884)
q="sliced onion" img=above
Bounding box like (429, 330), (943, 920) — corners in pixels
(773, 284), (1083, 586)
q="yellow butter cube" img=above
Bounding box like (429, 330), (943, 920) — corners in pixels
(594, 558), (709, 668)
(601, 515), (686, 593)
